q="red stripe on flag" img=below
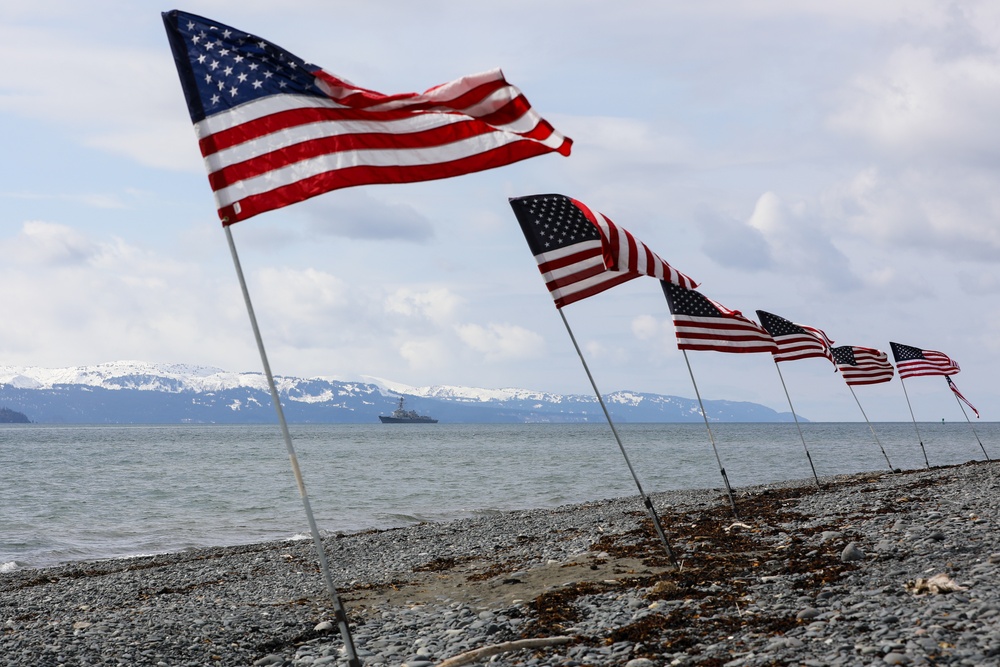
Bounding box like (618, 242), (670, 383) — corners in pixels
(219, 142), (556, 223)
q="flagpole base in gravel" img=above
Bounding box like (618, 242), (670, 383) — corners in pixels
(559, 308), (679, 568)
(225, 226), (362, 667)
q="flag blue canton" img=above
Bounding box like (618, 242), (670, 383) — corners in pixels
(757, 311), (804, 337)
(662, 281), (726, 318)
(889, 342), (924, 362)
(831, 346), (856, 365)
(163, 10), (326, 123)
(512, 195), (602, 257)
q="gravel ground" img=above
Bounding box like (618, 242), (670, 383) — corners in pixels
(2, 459), (998, 666)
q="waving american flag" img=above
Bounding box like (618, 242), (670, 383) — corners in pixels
(889, 342), (961, 379)
(509, 194), (697, 308)
(162, 10), (571, 224)
(831, 346), (895, 386)
(946, 376), (979, 418)
(756, 310), (835, 365)
(661, 282), (777, 354)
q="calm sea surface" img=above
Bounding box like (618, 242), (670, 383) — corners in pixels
(2, 422), (996, 570)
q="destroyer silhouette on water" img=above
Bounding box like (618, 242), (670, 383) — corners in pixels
(379, 397), (438, 424)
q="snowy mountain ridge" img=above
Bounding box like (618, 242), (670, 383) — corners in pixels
(0, 361), (564, 404)
(0, 361), (798, 424)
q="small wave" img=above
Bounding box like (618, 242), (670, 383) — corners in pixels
(1, 561), (20, 573)
(376, 513), (426, 525)
(470, 508), (504, 517)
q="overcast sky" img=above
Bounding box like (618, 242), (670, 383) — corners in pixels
(2, 1), (999, 422)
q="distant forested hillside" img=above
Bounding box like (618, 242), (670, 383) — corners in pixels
(0, 406), (30, 423)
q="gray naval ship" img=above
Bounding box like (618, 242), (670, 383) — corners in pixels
(378, 397), (438, 423)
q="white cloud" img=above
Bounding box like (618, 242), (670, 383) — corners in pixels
(697, 205), (773, 271)
(0, 192), (128, 210)
(746, 192), (860, 289)
(830, 45), (1000, 159)
(84, 124), (205, 172)
(3, 221), (99, 266)
(454, 323), (544, 361)
(0, 222), (249, 369)
(253, 267), (349, 316)
(822, 165), (1000, 260)
(384, 287), (462, 325)
(582, 339), (632, 366)
(631, 314), (663, 341)
(396, 337), (452, 372)
(298, 191), (436, 241)
(0, 19), (205, 172)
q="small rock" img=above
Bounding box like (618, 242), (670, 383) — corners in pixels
(796, 607), (820, 620)
(842, 542), (865, 562)
(883, 652), (911, 665)
(625, 660), (655, 667)
(928, 530), (945, 541)
(314, 621), (334, 632)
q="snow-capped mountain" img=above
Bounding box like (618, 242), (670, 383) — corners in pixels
(0, 361), (798, 424)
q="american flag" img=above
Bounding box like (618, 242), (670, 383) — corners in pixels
(162, 10), (572, 225)
(889, 342), (961, 379)
(661, 282), (777, 353)
(508, 195), (697, 308)
(756, 310), (835, 364)
(946, 376), (979, 418)
(831, 346), (895, 386)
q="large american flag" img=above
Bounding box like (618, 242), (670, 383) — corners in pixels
(162, 10), (572, 225)
(890, 342), (961, 379)
(661, 282), (777, 353)
(831, 346), (895, 386)
(756, 310), (835, 364)
(946, 376), (979, 418)
(509, 195), (697, 308)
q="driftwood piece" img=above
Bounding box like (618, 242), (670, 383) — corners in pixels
(905, 573), (967, 595)
(434, 636), (573, 667)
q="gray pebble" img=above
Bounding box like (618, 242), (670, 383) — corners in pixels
(842, 542), (865, 562)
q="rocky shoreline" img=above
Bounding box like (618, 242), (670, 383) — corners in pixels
(2, 460), (998, 666)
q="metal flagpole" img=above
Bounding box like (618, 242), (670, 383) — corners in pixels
(898, 377), (930, 468)
(947, 381), (991, 461)
(225, 227), (361, 667)
(845, 385), (895, 472)
(681, 351), (738, 517)
(558, 309), (679, 567)
(771, 361), (821, 488)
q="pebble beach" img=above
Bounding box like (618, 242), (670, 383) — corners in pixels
(2, 459), (998, 667)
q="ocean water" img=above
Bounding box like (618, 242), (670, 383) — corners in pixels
(1, 421), (995, 571)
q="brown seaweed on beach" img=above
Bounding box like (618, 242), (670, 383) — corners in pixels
(513, 481), (864, 658)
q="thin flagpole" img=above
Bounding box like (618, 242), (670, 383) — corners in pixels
(681, 351), (739, 517)
(771, 361), (821, 488)
(898, 377), (930, 469)
(845, 385), (895, 472)
(558, 309), (679, 567)
(225, 226), (361, 667)
(948, 383), (991, 461)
